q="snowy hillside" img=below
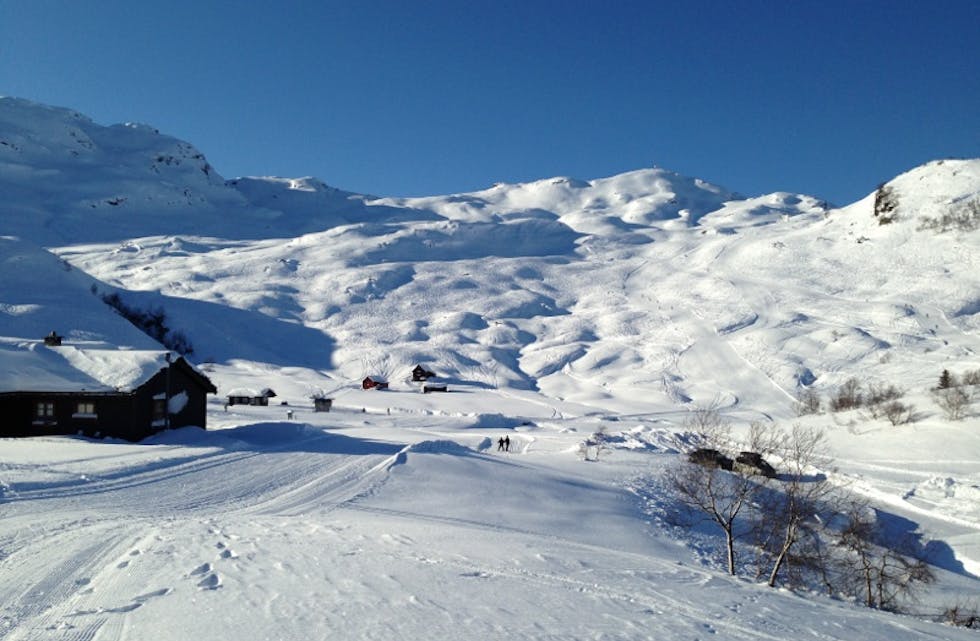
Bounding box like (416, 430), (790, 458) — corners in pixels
(2, 97), (980, 640)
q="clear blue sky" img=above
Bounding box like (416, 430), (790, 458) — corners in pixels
(2, 1), (977, 204)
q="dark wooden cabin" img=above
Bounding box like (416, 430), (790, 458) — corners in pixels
(227, 388), (277, 406)
(0, 356), (217, 442)
(412, 365), (437, 381)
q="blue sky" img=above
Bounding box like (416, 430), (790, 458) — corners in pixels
(2, 1), (977, 204)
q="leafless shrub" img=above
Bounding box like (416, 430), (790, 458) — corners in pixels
(866, 382), (904, 419)
(579, 426), (610, 461)
(882, 400), (915, 426)
(796, 387), (822, 416)
(942, 601), (980, 628)
(835, 502), (935, 611)
(919, 197), (980, 233)
(932, 386), (973, 421)
(683, 401), (728, 440)
(962, 368), (980, 386)
(830, 378), (864, 412)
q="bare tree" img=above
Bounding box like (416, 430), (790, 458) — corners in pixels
(932, 385), (973, 420)
(668, 410), (775, 575)
(670, 455), (757, 575)
(755, 425), (838, 588)
(836, 502), (934, 610)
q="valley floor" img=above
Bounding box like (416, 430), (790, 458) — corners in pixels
(2, 387), (979, 640)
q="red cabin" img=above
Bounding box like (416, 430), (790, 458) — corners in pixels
(362, 377), (389, 390)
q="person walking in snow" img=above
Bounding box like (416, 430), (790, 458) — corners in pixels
(504, 435), (511, 452)
(497, 437), (505, 451)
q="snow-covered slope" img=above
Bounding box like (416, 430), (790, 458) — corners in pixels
(2, 97), (980, 640)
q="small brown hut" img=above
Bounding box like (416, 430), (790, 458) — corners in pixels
(412, 365), (437, 382)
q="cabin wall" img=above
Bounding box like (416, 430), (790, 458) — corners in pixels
(0, 392), (142, 440)
(1, 361), (213, 442)
(138, 365), (209, 430)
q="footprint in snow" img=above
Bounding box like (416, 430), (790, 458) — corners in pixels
(190, 562), (213, 576)
(219, 548), (238, 559)
(460, 571), (492, 579)
(134, 588), (173, 602)
(197, 573), (222, 590)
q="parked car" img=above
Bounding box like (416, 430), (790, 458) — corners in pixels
(688, 448), (734, 471)
(735, 451), (777, 478)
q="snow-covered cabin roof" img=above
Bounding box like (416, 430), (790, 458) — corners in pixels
(225, 387), (276, 398)
(0, 337), (171, 393)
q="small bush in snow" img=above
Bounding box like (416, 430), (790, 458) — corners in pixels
(830, 378), (864, 412)
(579, 426), (610, 461)
(795, 387), (822, 416)
(865, 382), (904, 419)
(919, 197), (980, 233)
(942, 602), (980, 629)
(962, 368), (980, 387)
(882, 400), (915, 426)
(932, 385), (973, 421)
(873, 183), (899, 225)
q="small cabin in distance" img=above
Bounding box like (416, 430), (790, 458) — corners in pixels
(313, 397), (333, 412)
(227, 388), (277, 406)
(412, 365), (437, 382)
(362, 377), (389, 390)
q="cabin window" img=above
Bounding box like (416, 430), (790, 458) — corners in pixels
(34, 401), (55, 419)
(33, 401), (56, 426)
(73, 401), (97, 418)
(152, 398), (166, 421)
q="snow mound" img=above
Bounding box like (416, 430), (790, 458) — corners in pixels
(407, 440), (473, 455)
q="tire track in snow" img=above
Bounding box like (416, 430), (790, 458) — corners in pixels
(0, 522), (134, 641)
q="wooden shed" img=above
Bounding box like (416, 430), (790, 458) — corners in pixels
(412, 365), (437, 382)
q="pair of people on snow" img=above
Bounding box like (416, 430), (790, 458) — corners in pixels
(497, 436), (511, 452)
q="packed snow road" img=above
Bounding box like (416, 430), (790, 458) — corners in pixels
(2, 418), (978, 640)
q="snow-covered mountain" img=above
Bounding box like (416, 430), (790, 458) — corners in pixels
(2, 96), (980, 640)
(11, 93), (975, 421)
